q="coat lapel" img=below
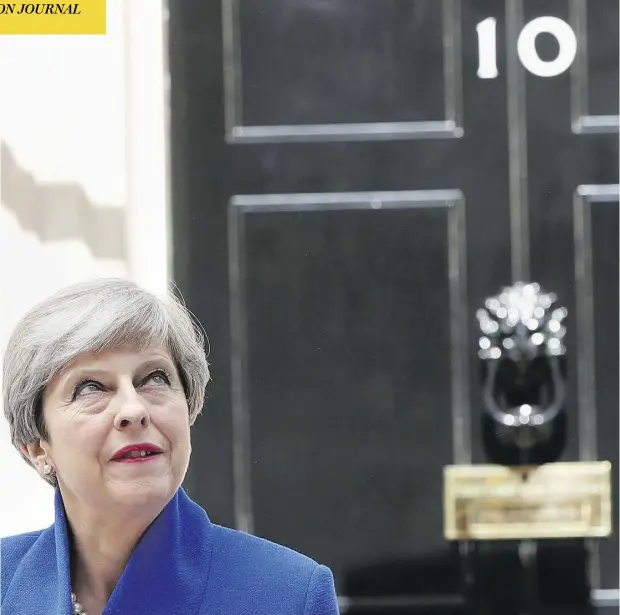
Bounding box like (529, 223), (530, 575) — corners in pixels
(102, 487), (214, 615)
(2, 487), (214, 615)
(1, 489), (73, 615)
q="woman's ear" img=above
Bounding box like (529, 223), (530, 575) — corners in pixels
(20, 441), (48, 466)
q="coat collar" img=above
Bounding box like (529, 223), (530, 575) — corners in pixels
(3, 487), (214, 615)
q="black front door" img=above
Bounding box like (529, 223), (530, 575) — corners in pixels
(169, 1), (618, 612)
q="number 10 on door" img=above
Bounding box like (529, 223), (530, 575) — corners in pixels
(476, 16), (578, 79)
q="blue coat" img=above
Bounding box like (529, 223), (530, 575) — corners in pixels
(1, 487), (339, 615)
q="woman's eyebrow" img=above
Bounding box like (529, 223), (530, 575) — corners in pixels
(138, 357), (175, 372)
(63, 368), (111, 384)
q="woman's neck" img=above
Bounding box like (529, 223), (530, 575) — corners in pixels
(70, 523), (141, 605)
(64, 497), (160, 612)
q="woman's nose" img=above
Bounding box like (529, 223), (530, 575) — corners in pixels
(117, 414), (149, 429)
(113, 387), (151, 430)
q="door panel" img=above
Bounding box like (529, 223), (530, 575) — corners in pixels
(579, 1), (619, 121)
(225, 0), (462, 140)
(576, 188), (619, 590)
(232, 197), (466, 577)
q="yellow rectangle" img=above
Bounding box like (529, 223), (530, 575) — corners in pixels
(0, 2), (105, 34)
(443, 462), (612, 540)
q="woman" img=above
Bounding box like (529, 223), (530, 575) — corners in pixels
(1, 278), (339, 615)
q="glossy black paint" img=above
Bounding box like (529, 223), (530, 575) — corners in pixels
(168, 1), (618, 612)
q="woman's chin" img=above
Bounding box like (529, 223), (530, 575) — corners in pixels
(108, 475), (178, 509)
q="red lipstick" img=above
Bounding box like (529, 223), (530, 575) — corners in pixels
(111, 443), (163, 462)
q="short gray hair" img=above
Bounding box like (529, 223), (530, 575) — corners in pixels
(3, 278), (210, 479)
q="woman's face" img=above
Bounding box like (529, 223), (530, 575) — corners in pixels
(29, 345), (191, 515)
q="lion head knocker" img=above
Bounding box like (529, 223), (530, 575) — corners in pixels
(477, 282), (567, 464)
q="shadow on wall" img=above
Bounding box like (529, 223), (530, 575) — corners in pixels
(0, 141), (127, 261)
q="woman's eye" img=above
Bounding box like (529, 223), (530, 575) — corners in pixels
(144, 370), (171, 386)
(73, 380), (101, 399)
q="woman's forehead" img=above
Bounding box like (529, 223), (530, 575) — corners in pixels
(59, 345), (173, 376)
